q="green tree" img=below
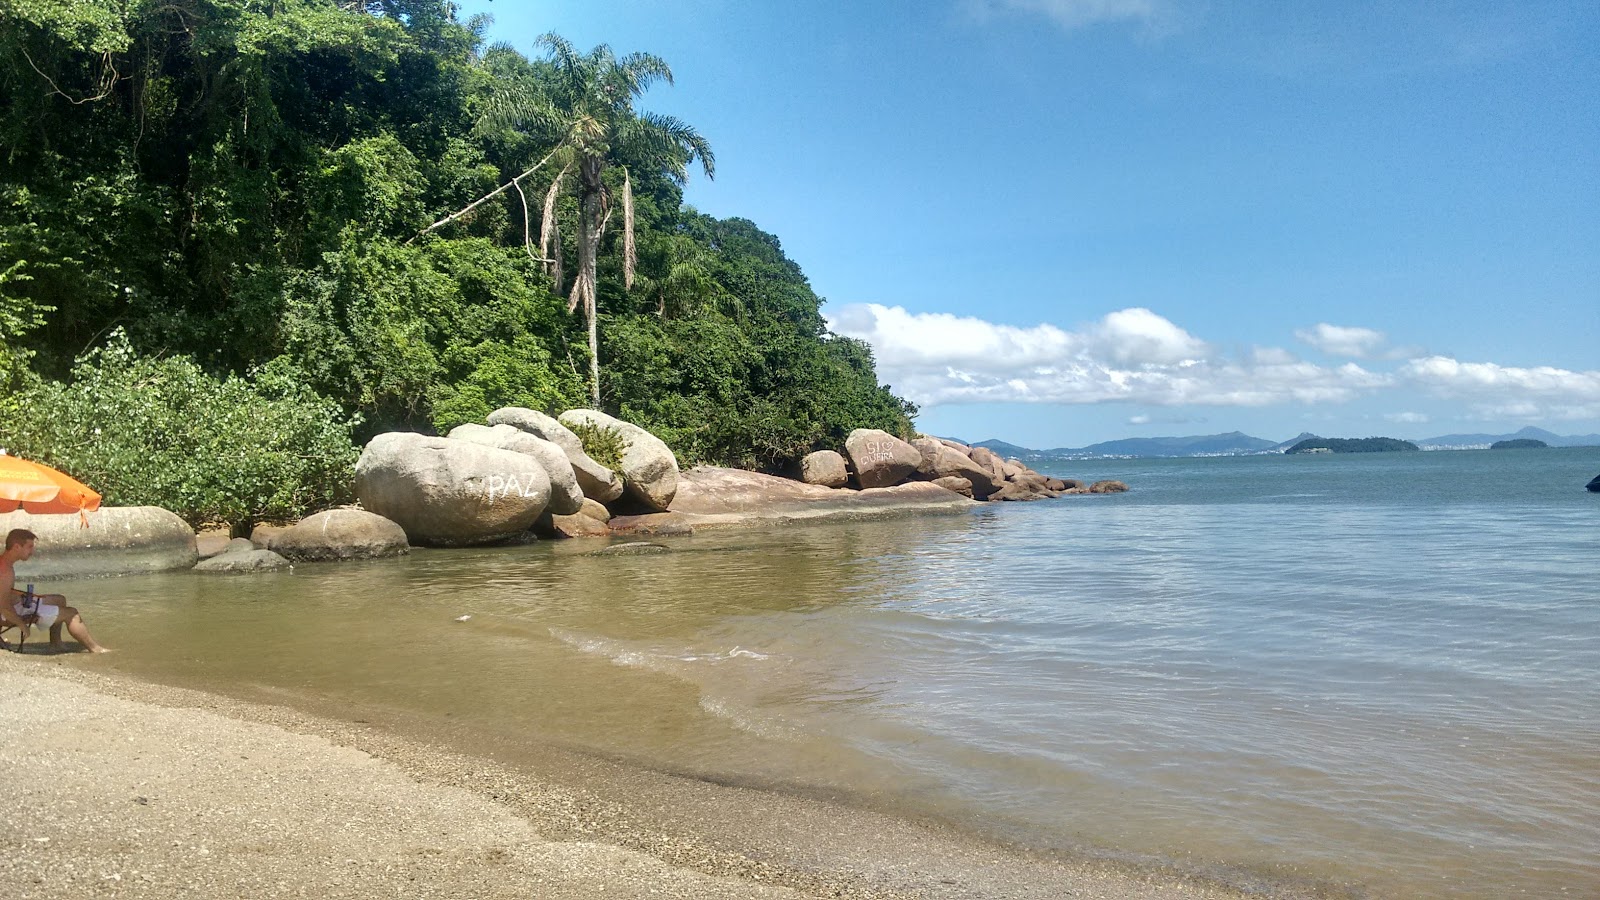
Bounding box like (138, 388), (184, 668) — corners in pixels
(487, 33), (714, 406)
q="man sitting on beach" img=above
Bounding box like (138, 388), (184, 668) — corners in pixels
(0, 528), (109, 653)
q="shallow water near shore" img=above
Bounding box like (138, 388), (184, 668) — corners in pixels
(47, 447), (1600, 898)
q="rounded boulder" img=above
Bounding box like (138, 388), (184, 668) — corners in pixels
(448, 423), (586, 516)
(1, 506), (197, 579)
(354, 432), (551, 547)
(269, 508), (411, 562)
(488, 407), (625, 504)
(800, 450), (849, 488)
(843, 429), (921, 489)
(558, 409), (679, 512)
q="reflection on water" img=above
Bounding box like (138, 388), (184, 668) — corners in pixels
(49, 448), (1600, 899)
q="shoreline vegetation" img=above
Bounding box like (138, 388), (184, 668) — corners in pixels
(1, 2), (920, 537)
(1, 653), (1297, 900)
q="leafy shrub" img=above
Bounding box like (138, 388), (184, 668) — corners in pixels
(566, 419), (626, 472)
(5, 331), (360, 532)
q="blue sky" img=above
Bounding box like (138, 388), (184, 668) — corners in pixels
(455, 0), (1599, 447)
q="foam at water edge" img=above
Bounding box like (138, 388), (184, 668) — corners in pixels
(698, 694), (799, 742)
(548, 627), (774, 669)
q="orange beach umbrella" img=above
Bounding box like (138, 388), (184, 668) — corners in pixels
(0, 453), (102, 516)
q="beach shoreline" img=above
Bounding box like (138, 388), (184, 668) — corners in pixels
(0, 651), (1323, 900)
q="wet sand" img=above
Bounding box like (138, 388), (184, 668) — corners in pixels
(0, 651), (1313, 899)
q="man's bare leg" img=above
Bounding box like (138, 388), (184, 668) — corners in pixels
(51, 607), (109, 653)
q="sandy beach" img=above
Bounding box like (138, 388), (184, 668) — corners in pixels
(0, 650), (1311, 900)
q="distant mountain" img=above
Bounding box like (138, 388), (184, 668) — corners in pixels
(973, 431), (1284, 460)
(970, 439), (1033, 457)
(1417, 426), (1600, 450)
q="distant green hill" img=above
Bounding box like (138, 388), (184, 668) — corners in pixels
(1489, 438), (1547, 449)
(1286, 437), (1420, 454)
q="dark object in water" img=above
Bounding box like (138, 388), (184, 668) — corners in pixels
(1587, 474), (1600, 493)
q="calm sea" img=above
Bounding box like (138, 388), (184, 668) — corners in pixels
(59, 447), (1600, 898)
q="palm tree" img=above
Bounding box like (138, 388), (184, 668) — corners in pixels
(484, 34), (714, 407)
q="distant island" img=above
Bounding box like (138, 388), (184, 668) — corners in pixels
(1489, 439), (1547, 450)
(1285, 437), (1420, 454)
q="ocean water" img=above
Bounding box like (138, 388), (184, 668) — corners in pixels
(56, 447), (1600, 898)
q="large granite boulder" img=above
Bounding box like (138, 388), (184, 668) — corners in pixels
(843, 429), (921, 489)
(558, 409), (679, 512)
(0, 506), (197, 579)
(909, 438), (944, 479)
(269, 508), (410, 562)
(937, 438), (972, 455)
(1089, 480), (1130, 494)
(447, 423), (585, 515)
(800, 450), (849, 488)
(967, 446), (1009, 486)
(193, 548), (292, 574)
(354, 432), (551, 546)
(927, 445), (1002, 497)
(488, 407), (624, 504)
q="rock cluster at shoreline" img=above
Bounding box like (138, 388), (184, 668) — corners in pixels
(9, 412), (1127, 577)
(808, 429), (1126, 502)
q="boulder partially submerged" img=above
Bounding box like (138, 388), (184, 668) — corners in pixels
(0, 507), (197, 579)
(269, 508), (410, 562)
(193, 547), (292, 574)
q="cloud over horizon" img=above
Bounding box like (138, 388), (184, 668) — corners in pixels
(827, 303), (1600, 424)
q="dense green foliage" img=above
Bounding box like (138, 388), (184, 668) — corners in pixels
(5, 331), (358, 530)
(1489, 439), (1546, 450)
(0, 0), (915, 506)
(1285, 437), (1420, 454)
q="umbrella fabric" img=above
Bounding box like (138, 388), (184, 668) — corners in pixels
(0, 454), (102, 515)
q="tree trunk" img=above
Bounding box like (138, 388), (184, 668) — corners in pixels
(572, 156), (607, 407)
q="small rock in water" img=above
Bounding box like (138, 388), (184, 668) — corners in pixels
(590, 542), (671, 556)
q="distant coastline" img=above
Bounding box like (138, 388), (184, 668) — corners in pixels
(967, 426), (1600, 461)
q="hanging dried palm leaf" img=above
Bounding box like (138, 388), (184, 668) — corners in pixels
(541, 163), (570, 291)
(622, 168), (636, 290)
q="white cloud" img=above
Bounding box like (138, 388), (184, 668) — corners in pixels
(966, 0), (1171, 31)
(827, 304), (1388, 409)
(1295, 323), (1388, 358)
(1399, 356), (1600, 420)
(829, 305), (1600, 429)
(1091, 307), (1208, 365)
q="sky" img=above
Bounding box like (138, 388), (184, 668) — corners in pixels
(454, 0), (1599, 448)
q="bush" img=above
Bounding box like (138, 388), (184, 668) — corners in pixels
(565, 419), (625, 472)
(5, 331), (360, 532)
